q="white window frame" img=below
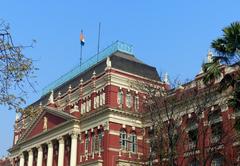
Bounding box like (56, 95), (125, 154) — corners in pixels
(85, 134), (90, 154)
(134, 96), (139, 111)
(81, 102), (86, 114)
(120, 130), (127, 150)
(129, 132), (137, 153)
(117, 91), (123, 106)
(126, 93), (132, 108)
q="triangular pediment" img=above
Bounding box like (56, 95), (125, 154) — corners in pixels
(18, 107), (76, 144)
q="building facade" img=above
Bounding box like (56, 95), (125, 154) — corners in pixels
(7, 41), (240, 166)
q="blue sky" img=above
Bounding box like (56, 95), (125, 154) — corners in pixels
(0, 0), (239, 156)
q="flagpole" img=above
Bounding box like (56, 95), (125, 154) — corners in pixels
(80, 30), (83, 67)
(97, 22), (101, 62)
(80, 44), (83, 67)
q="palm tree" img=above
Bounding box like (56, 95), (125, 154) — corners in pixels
(203, 22), (240, 85)
(203, 22), (240, 132)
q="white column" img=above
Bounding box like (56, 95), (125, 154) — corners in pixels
(58, 137), (65, 166)
(37, 146), (43, 166)
(47, 142), (53, 166)
(19, 154), (25, 166)
(70, 132), (78, 166)
(28, 149), (33, 166)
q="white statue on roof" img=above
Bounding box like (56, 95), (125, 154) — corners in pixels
(207, 50), (213, 63)
(106, 57), (112, 68)
(163, 72), (169, 84)
(48, 90), (54, 104)
(43, 116), (48, 131)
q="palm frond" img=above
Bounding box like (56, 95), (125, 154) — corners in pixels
(202, 61), (221, 85)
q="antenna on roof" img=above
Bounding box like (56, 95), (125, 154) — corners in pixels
(97, 22), (101, 62)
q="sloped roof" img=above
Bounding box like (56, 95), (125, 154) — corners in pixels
(31, 51), (160, 107)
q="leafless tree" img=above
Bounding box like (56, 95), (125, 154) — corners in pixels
(133, 75), (238, 166)
(0, 20), (36, 110)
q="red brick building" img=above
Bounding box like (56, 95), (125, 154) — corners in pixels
(7, 42), (240, 166)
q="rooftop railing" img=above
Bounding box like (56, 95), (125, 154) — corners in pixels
(42, 41), (133, 96)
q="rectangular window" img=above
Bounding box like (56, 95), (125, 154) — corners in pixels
(134, 96), (139, 111)
(86, 100), (89, 113)
(98, 131), (103, 151)
(94, 97), (97, 109)
(88, 100), (91, 111)
(85, 134), (90, 154)
(117, 91), (123, 106)
(126, 93), (132, 108)
(96, 95), (99, 108)
(100, 93), (105, 106)
(92, 134), (96, 153)
(102, 92), (105, 105)
(211, 122), (223, 143)
(120, 130), (127, 150)
(129, 133), (137, 153)
(81, 102), (85, 114)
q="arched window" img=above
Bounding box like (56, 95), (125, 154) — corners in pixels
(129, 132), (137, 153)
(189, 159), (199, 166)
(211, 154), (224, 166)
(120, 129), (127, 150)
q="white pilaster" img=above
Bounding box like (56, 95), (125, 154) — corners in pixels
(19, 154), (25, 166)
(58, 137), (65, 166)
(37, 146), (43, 166)
(28, 149), (33, 166)
(70, 132), (78, 166)
(47, 142), (53, 166)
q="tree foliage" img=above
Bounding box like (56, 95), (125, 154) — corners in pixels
(0, 20), (36, 110)
(203, 21), (240, 112)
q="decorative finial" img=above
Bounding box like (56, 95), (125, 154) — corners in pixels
(48, 91), (54, 104)
(163, 72), (169, 84)
(68, 85), (72, 92)
(207, 50), (213, 63)
(80, 78), (83, 85)
(93, 71), (96, 77)
(58, 91), (61, 98)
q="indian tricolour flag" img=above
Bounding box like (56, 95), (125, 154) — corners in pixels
(80, 31), (85, 46)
